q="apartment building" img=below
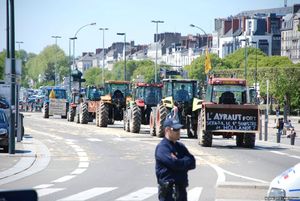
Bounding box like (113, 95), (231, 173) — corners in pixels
(281, 4), (300, 63)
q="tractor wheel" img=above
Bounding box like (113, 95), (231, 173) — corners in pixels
(79, 102), (89, 124)
(130, 105), (141, 133)
(99, 102), (108, 127)
(68, 107), (75, 122)
(96, 105), (100, 127)
(201, 131), (212, 147)
(198, 110), (212, 147)
(244, 133), (255, 148)
(75, 113), (80, 124)
(156, 104), (167, 138)
(43, 103), (49, 118)
(236, 134), (244, 147)
(149, 111), (156, 136)
(123, 109), (130, 132)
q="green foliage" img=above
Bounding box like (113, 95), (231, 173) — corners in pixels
(0, 51), (5, 80)
(83, 67), (103, 87)
(25, 45), (69, 87)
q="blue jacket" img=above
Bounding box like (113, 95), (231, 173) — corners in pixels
(155, 138), (196, 187)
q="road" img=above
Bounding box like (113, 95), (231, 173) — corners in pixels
(1, 112), (300, 201)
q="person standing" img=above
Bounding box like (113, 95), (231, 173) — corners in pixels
(155, 117), (196, 201)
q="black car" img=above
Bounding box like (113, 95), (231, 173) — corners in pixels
(0, 109), (9, 153)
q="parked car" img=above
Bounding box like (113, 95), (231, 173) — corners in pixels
(0, 109), (9, 153)
(267, 163), (300, 201)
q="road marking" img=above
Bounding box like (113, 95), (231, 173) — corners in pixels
(58, 187), (117, 201)
(34, 184), (54, 189)
(79, 156), (89, 161)
(270, 151), (286, 155)
(52, 175), (76, 183)
(270, 151), (300, 160)
(37, 188), (64, 197)
(116, 187), (157, 201)
(87, 138), (103, 142)
(78, 162), (89, 168)
(77, 152), (87, 157)
(188, 187), (203, 201)
(74, 148), (85, 152)
(113, 137), (126, 141)
(71, 168), (87, 175)
(290, 155), (300, 159)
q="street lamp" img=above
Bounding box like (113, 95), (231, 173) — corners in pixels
(117, 32), (127, 81)
(190, 24), (209, 49)
(251, 41), (258, 98)
(72, 22), (96, 70)
(69, 37), (77, 93)
(52, 35), (61, 85)
(99, 27), (108, 86)
(151, 20), (164, 83)
(16, 41), (23, 57)
(240, 38), (249, 80)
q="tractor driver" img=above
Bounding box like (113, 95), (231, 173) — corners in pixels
(146, 88), (156, 105)
(175, 85), (189, 102)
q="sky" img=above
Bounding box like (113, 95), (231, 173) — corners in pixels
(1, 0), (300, 57)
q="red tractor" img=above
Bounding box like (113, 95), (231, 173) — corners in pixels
(197, 77), (259, 148)
(123, 83), (162, 133)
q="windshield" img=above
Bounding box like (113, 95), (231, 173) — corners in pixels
(47, 89), (67, 99)
(164, 82), (196, 102)
(136, 87), (162, 105)
(211, 85), (247, 104)
(106, 84), (129, 96)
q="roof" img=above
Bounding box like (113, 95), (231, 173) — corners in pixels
(105, 80), (131, 84)
(162, 78), (198, 82)
(209, 78), (246, 86)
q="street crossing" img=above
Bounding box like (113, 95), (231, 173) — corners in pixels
(35, 186), (203, 201)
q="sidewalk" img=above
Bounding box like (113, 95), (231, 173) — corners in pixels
(259, 114), (300, 147)
(0, 135), (50, 186)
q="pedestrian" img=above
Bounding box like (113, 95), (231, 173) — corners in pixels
(155, 117), (196, 201)
(278, 118), (284, 136)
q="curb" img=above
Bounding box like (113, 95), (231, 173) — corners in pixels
(0, 137), (50, 186)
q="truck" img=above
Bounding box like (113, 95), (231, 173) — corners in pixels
(124, 82), (162, 133)
(197, 77), (259, 148)
(150, 79), (202, 138)
(42, 87), (68, 119)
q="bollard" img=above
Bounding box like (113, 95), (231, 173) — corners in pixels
(277, 132), (281, 143)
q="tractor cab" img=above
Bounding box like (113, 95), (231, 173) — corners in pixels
(133, 83), (162, 106)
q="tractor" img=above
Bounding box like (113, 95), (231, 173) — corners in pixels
(150, 79), (202, 138)
(96, 81), (131, 127)
(124, 82), (162, 133)
(42, 87), (68, 119)
(197, 77), (259, 148)
(77, 86), (103, 124)
(67, 88), (81, 122)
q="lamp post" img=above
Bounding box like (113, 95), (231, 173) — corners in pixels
(72, 22), (96, 70)
(52, 36), (61, 86)
(99, 28), (108, 86)
(251, 41), (258, 100)
(16, 41), (24, 54)
(240, 38), (249, 80)
(117, 32), (127, 81)
(69, 37), (76, 93)
(151, 20), (164, 83)
(190, 24), (209, 49)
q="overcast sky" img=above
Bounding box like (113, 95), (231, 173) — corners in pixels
(1, 0), (300, 56)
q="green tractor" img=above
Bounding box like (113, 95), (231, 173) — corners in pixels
(77, 86), (103, 124)
(96, 81), (131, 127)
(124, 82), (162, 133)
(150, 79), (202, 138)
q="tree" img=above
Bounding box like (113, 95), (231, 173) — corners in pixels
(25, 45), (69, 87)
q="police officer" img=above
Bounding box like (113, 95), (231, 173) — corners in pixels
(155, 117), (196, 201)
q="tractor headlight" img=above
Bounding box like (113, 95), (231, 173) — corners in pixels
(268, 188), (286, 200)
(0, 128), (8, 136)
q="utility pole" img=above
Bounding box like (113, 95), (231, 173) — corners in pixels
(99, 28), (108, 86)
(151, 20), (164, 83)
(52, 36), (61, 85)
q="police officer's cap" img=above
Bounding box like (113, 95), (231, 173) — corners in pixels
(163, 117), (183, 130)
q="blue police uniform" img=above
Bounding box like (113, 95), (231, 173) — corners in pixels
(155, 121), (196, 201)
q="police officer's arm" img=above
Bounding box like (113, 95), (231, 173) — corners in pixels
(155, 145), (195, 171)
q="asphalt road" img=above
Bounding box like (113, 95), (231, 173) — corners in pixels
(1, 112), (300, 201)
